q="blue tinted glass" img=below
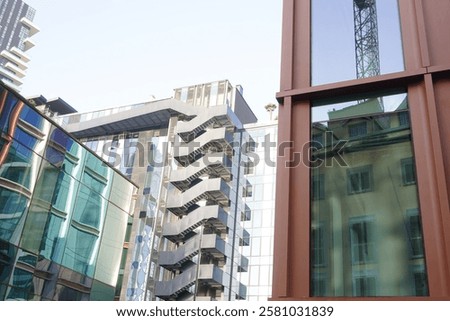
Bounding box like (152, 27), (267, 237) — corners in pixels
(50, 128), (69, 147)
(1, 138), (41, 189)
(0, 90), (21, 135)
(13, 127), (39, 152)
(45, 146), (65, 167)
(0, 188), (29, 244)
(19, 105), (43, 129)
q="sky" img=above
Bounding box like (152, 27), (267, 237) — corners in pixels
(20, 0), (283, 122)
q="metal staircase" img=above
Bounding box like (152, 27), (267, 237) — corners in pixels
(156, 104), (248, 300)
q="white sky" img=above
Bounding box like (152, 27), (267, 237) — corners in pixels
(20, 0), (283, 122)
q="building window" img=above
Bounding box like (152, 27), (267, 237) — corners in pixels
(244, 161), (254, 175)
(312, 133), (324, 146)
(348, 122), (367, 138)
(349, 217), (375, 264)
(398, 111), (410, 127)
(347, 165), (373, 194)
(401, 158), (416, 185)
(312, 174), (325, 200)
(412, 268), (428, 296)
(311, 273), (327, 296)
(406, 209), (424, 258)
(352, 271), (377, 296)
(311, 225), (325, 266)
(243, 185), (253, 198)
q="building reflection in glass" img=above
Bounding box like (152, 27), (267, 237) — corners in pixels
(311, 93), (428, 297)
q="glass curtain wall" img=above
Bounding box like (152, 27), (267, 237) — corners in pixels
(0, 86), (135, 300)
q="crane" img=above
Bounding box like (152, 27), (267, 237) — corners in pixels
(353, 0), (380, 79)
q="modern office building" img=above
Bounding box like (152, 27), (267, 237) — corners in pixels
(59, 80), (256, 301)
(273, 0), (450, 299)
(0, 0), (39, 92)
(0, 81), (137, 300)
(238, 120), (277, 301)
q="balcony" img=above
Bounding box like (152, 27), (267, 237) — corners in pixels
(1, 50), (27, 70)
(4, 62), (26, 78)
(20, 17), (40, 36)
(0, 66), (23, 86)
(22, 38), (36, 51)
(10, 47), (30, 62)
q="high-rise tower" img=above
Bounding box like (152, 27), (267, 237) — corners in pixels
(0, 0), (39, 91)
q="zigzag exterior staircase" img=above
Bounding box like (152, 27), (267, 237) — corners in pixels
(156, 105), (247, 300)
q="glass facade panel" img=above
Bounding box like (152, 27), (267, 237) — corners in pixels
(62, 226), (99, 278)
(20, 160), (59, 254)
(0, 85), (135, 300)
(311, 92), (428, 296)
(0, 188), (29, 245)
(0, 138), (42, 190)
(311, 0), (404, 85)
(95, 203), (128, 286)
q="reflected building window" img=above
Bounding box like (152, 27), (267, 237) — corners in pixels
(352, 271), (377, 296)
(406, 209), (424, 258)
(349, 217), (375, 264)
(401, 158), (416, 185)
(347, 166), (373, 194)
(348, 122), (368, 138)
(311, 225), (325, 266)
